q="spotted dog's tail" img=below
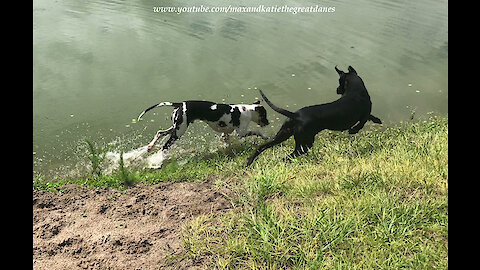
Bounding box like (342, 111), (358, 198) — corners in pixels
(258, 90), (296, 119)
(137, 102), (182, 121)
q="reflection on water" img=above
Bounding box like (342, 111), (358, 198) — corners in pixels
(33, 0), (447, 178)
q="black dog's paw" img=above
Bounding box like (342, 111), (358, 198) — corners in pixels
(348, 128), (359, 134)
(245, 157), (255, 167)
(369, 115), (382, 124)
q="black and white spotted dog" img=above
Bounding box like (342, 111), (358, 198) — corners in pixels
(137, 100), (270, 152)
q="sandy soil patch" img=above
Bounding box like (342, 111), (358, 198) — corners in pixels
(33, 181), (230, 269)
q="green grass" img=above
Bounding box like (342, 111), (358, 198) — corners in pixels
(33, 117), (448, 268)
(181, 117), (448, 269)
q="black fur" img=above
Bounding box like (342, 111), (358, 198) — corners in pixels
(231, 107), (241, 127)
(246, 65), (382, 166)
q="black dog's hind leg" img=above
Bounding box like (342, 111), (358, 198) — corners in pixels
(246, 120), (295, 166)
(286, 135), (315, 160)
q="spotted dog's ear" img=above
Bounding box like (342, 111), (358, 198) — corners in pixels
(253, 99), (261, 105)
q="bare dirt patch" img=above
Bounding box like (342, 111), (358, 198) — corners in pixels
(33, 181), (231, 269)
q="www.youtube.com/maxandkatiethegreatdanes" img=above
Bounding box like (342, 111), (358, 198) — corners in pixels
(153, 4), (336, 15)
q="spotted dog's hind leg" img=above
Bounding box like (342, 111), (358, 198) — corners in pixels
(147, 127), (174, 152)
(162, 105), (188, 151)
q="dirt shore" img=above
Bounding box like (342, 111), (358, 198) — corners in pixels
(33, 181), (231, 269)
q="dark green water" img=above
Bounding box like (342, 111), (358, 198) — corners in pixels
(33, 0), (447, 178)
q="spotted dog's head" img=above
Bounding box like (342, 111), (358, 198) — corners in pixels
(252, 100), (269, 127)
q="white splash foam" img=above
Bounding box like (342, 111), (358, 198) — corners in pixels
(103, 145), (166, 174)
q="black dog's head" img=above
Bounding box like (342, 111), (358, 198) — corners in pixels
(252, 100), (269, 127)
(335, 65), (358, 96)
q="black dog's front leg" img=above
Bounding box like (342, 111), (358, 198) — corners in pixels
(349, 114), (382, 134)
(349, 113), (373, 134)
(368, 114), (382, 124)
(348, 119), (367, 134)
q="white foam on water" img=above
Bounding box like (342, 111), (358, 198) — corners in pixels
(145, 150), (165, 169)
(103, 145), (166, 175)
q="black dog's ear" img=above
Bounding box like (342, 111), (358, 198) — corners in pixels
(348, 66), (357, 74)
(253, 99), (261, 105)
(335, 66), (345, 76)
(335, 66), (344, 76)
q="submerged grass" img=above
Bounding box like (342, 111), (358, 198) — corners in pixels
(34, 117), (448, 268)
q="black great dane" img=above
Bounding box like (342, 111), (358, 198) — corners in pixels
(246, 65), (382, 166)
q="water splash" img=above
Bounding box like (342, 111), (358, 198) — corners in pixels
(103, 145), (166, 174)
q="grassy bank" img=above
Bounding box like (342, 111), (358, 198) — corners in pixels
(34, 117), (448, 269)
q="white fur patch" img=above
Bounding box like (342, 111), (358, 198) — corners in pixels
(210, 104), (217, 110)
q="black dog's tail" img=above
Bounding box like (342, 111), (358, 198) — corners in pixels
(137, 101), (182, 121)
(259, 90), (296, 119)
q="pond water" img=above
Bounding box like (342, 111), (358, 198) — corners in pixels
(33, 0), (448, 178)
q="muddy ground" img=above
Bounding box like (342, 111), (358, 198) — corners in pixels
(33, 181), (231, 269)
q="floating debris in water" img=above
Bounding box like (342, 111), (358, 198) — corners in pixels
(70, 114), (74, 117)
(415, 90), (420, 93)
(408, 83), (412, 87)
(307, 87), (312, 90)
(291, 73), (296, 77)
